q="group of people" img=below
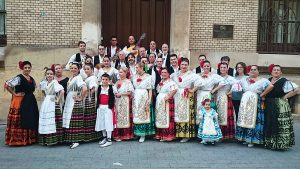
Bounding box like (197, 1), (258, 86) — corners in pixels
(4, 36), (298, 151)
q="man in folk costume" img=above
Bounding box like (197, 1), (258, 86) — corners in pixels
(93, 44), (106, 69)
(160, 43), (171, 68)
(105, 36), (121, 59)
(122, 35), (139, 57)
(146, 40), (162, 56)
(149, 57), (164, 110)
(168, 54), (180, 75)
(216, 56), (236, 76)
(65, 41), (90, 70)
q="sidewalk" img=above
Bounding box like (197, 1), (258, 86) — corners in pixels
(0, 120), (299, 169)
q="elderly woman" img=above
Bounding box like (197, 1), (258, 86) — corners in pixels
(4, 61), (39, 146)
(264, 64), (298, 150)
(236, 65), (273, 147)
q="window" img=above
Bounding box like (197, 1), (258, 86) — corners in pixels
(0, 0), (5, 46)
(257, 0), (300, 54)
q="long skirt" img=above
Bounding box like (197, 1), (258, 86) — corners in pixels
(219, 97), (235, 139)
(5, 96), (37, 146)
(83, 96), (101, 141)
(39, 103), (64, 145)
(64, 100), (85, 143)
(155, 98), (176, 141)
(175, 94), (196, 138)
(113, 99), (134, 140)
(235, 97), (264, 144)
(133, 104), (156, 136)
(264, 98), (295, 150)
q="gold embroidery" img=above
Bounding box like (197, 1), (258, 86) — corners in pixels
(116, 96), (130, 128)
(217, 94), (228, 126)
(155, 99), (170, 128)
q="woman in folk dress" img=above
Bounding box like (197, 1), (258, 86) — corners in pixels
(4, 61), (39, 146)
(235, 65), (273, 147)
(194, 60), (226, 123)
(132, 62), (155, 143)
(215, 63), (241, 140)
(155, 68), (178, 141)
(113, 67), (135, 141)
(39, 68), (65, 145)
(264, 64), (298, 150)
(171, 58), (199, 142)
(83, 63), (101, 142)
(53, 64), (69, 100)
(63, 62), (87, 149)
(96, 56), (119, 84)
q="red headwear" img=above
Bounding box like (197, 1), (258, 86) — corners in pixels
(201, 99), (210, 106)
(268, 64), (275, 73)
(51, 64), (56, 73)
(200, 60), (205, 68)
(246, 65), (252, 74)
(217, 63), (221, 69)
(18, 61), (24, 70)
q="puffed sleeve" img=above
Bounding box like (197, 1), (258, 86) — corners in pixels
(213, 74), (227, 86)
(283, 81), (299, 93)
(127, 81), (134, 92)
(229, 77), (242, 92)
(39, 80), (47, 91)
(112, 85), (118, 94)
(198, 108), (205, 119)
(194, 76), (204, 88)
(5, 76), (21, 88)
(54, 81), (64, 93)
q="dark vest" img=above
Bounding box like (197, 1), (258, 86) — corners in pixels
(266, 77), (288, 98)
(96, 85), (115, 109)
(149, 66), (161, 89)
(16, 74), (39, 130)
(106, 46), (121, 58)
(114, 60), (129, 69)
(94, 55), (100, 66)
(217, 67), (234, 76)
(195, 66), (202, 74)
(147, 48), (160, 55)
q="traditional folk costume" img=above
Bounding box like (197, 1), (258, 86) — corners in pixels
(132, 74), (156, 136)
(235, 78), (270, 145)
(194, 73), (226, 120)
(97, 67), (119, 84)
(38, 79), (64, 145)
(83, 75), (101, 142)
(197, 108), (222, 142)
(57, 77), (69, 99)
(155, 79), (178, 141)
(264, 78), (297, 150)
(63, 75), (86, 143)
(113, 79), (135, 140)
(171, 71), (198, 138)
(215, 75), (241, 139)
(232, 75), (248, 119)
(5, 74), (39, 146)
(95, 85), (116, 144)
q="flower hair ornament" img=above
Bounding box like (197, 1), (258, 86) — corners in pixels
(268, 64), (275, 73)
(51, 64), (56, 72)
(18, 61), (24, 70)
(201, 99), (211, 106)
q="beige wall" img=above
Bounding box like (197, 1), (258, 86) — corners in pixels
(6, 0), (82, 47)
(189, 0), (258, 52)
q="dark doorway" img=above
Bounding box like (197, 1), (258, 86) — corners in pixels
(101, 0), (171, 49)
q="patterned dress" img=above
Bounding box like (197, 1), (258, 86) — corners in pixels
(83, 75), (101, 141)
(235, 77), (270, 144)
(63, 75), (86, 143)
(264, 77), (297, 150)
(132, 73), (156, 136)
(171, 70), (198, 138)
(113, 79), (135, 140)
(155, 79), (178, 141)
(215, 75), (240, 139)
(5, 74), (39, 146)
(197, 108), (222, 142)
(39, 79), (64, 145)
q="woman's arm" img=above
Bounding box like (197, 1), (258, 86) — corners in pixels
(164, 89), (177, 102)
(260, 83), (274, 97)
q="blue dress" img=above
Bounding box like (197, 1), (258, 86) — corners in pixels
(197, 108), (222, 142)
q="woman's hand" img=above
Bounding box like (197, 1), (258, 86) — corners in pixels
(116, 93), (122, 98)
(14, 92), (25, 97)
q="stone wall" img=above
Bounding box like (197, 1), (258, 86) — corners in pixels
(189, 0), (258, 52)
(6, 0), (82, 47)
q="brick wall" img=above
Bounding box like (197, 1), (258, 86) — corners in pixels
(189, 0), (259, 52)
(6, 0), (82, 47)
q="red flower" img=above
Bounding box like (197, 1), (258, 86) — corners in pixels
(246, 65), (252, 74)
(178, 77), (182, 82)
(268, 64), (275, 73)
(217, 63), (221, 69)
(117, 83), (122, 89)
(177, 57), (182, 66)
(51, 64), (56, 72)
(202, 74), (208, 78)
(18, 61), (24, 70)
(137, 78), (142, 82)
(159, 82), (164, 86)
(248, 78), (255, 84)
(200, 61), (205, 68)
(183, 88), (189, 98)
